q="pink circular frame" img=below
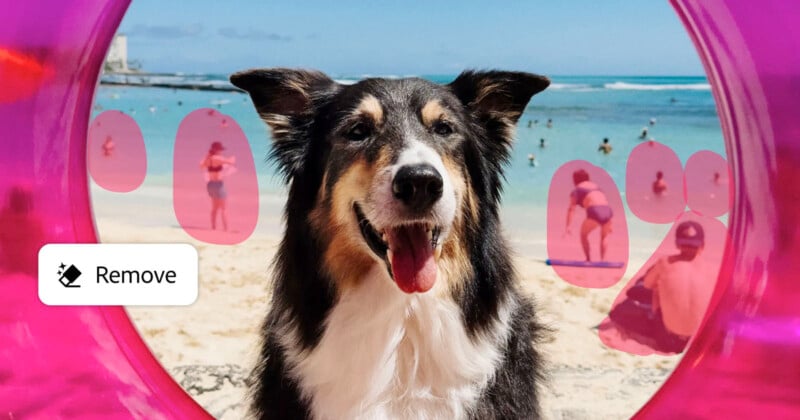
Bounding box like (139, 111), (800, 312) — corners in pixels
(0, 0), (798, 417)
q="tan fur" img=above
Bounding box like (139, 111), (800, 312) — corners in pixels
(310, 149), (392, 292)
(436, 157), (473, 296)
(355, 94), (384, 125)
(421, 100), (448, 127)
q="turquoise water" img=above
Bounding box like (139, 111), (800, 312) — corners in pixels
(92, 74), (726, 262)
(92, 74), (725, 206)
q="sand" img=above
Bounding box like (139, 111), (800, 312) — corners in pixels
(93, 185), (681, 419)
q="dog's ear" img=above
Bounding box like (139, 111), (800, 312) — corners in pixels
(230, 68), (338, 179)
(448, 70), (550, 127)
(230, 68), (336, 126)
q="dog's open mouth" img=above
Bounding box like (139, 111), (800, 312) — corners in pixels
(354, 203), (441, 294)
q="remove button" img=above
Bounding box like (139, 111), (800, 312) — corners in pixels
(38, 243), (198, 306)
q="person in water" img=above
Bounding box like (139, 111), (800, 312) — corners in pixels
(102, 135), (115, 157)
(652, 171), (668, 196)
(598, 137), (613, 154)
(565, 169), (613, 262)
(199, 141), (236, 231)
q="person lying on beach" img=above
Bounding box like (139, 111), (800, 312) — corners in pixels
(565, 169), (613, 262)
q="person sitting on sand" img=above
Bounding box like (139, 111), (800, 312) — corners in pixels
(199, 141), (236, 231)
(643, 221), (714, 352)
(102, 135), (115, 157)
(565, 169), (613, 262)
(652, 171), (668, 196)
(598, 138), (612, 154)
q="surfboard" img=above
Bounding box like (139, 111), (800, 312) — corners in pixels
(546, 259), (624, 268)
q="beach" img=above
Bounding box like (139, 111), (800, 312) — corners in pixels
(94, 185), (680, 420)
(88, 75), (726, 418)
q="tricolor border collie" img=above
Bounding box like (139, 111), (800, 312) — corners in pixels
(231, 68), (551, 419)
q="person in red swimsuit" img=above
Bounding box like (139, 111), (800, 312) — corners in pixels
(199, 141), (236, 231)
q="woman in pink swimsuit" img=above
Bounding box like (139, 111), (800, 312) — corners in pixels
(565, 169), (613, 262)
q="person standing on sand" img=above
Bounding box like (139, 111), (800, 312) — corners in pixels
(199, 141), (236, 231)
(565, 169), (613, 262)
(598, 137), (612, 154)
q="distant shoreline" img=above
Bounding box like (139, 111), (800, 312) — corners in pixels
(100, 72), (244, 93)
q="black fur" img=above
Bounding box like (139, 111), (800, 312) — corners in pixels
(231, 69), (550, 419)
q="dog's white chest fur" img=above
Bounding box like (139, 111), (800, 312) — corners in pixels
(281, 265), (513, 420)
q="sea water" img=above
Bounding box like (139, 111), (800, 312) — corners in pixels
(91, 74), (725, 260)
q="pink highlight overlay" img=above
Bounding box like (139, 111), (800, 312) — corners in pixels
(0, 0), (210, 417)
(547, 160), (628, 288)
(684, 150), (731, 217)
(173, 108), (259, 245)
(626, 140), (685, 223)
(0, 0), (798, 418)
(88, 110), (147, 193)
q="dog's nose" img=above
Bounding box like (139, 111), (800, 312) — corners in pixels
(392, 164), (444, 211)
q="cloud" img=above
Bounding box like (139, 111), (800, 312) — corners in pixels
(125, 24), (204, 39)
(218, 27), (293, 42)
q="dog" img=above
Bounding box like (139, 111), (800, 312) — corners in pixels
(231, 68), (550, 419)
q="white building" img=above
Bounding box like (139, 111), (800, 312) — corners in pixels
(105, 34), (129, 73)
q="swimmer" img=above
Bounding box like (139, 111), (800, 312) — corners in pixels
(640, 127), (649, 139)
(527, 120), (533, 128)
(652, 171), (668, 196)
(102, 135), (115, 157)
(598, 138), (612, 155)
(650, 118), (657, 126)
(528, 153), (537, 167)
(539, 138), (547, 148)
(546, 118), (553, 129)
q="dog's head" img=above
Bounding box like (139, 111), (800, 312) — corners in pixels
(232, 69), (549, 295)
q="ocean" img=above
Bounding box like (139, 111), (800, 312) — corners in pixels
(91, 74), (726, 258)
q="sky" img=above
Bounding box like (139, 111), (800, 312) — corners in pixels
(117, 0), (705, 77)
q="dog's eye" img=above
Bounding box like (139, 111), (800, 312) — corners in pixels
(432, 121), (453, 136)
(345, 122), (372, 141)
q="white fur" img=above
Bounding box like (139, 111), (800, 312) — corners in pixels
(364, 140), (457, 234)
(279, 264), (516, 420)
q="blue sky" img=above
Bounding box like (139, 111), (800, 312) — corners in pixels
(118, 0), (704, 76)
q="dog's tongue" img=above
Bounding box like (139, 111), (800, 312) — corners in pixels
(386, 224), (437, 293)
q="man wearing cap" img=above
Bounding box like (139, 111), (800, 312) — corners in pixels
(642, 220), (715, 351)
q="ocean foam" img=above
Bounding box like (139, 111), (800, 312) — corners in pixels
(604, 81), (711, 91)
